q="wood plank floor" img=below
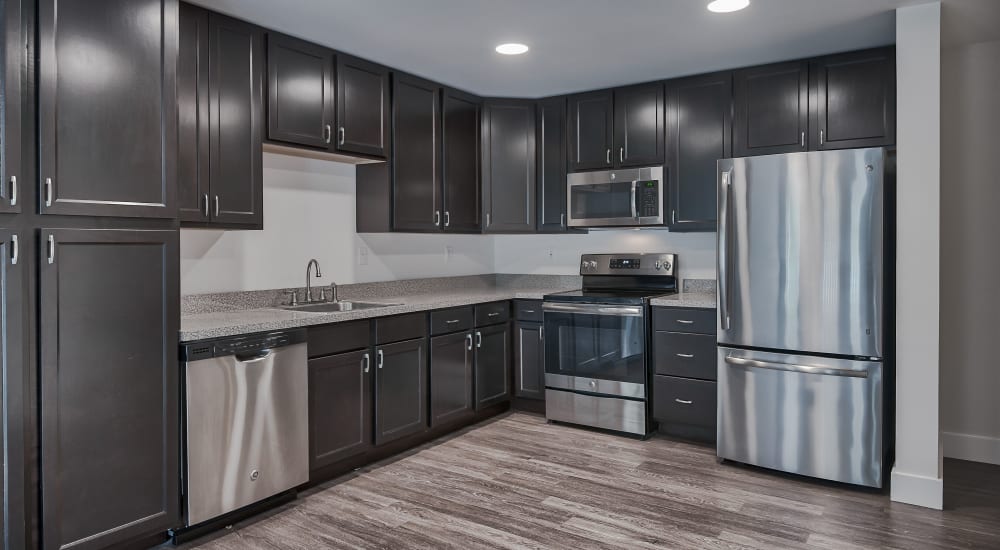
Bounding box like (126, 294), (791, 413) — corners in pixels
(184, 413), (1000, 549)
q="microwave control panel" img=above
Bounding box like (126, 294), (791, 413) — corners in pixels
(637, 180), (659, 218)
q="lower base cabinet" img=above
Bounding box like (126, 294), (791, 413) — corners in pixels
(474, 323), (511, 409)
(375, 337), (428, 445)
(652, 376), (717, 442)
(430, 331), (475, 426)
(514, 321), (544, 400)
(309, 349), (373, 470)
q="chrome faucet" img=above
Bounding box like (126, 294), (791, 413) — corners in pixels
(329, 281), (338, 303)
(305, 259), (322, 303)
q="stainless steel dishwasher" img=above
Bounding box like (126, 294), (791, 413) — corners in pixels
(181, 329), (308, 526)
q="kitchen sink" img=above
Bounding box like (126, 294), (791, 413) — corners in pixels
(280, 301), (400, 313)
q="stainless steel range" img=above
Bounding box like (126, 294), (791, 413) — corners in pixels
(542, 253), (677, 436)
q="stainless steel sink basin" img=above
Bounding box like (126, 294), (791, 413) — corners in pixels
(280, 301), (400, 313)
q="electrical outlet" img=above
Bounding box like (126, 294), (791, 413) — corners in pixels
(445, 245), (454, 263)
(358, 245), (369, 266)
(546, 248), (554, 260)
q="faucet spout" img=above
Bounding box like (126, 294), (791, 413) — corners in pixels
(305, 259), (322, 302)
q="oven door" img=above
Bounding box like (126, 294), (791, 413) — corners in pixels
(542, 302), (647, 398)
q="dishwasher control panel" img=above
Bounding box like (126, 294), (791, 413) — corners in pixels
(182, 329), (307, 361)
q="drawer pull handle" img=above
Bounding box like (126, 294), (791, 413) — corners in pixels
(676, 319), (694, 324)
(676, 353), (694, 358)
(675, 398), (693, 405)
(445, 319), (460, 324)
(488, 312), (500, 317)
(522, 309), (535, 314)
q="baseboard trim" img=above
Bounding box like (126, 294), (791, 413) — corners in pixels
(942, 431), (1000, 466)
(890, 468), (943, 509)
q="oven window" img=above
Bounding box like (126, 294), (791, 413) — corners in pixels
(544, 310), (646, 384)
(569, 182), (635, 221)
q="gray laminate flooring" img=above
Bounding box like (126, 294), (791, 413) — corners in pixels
(184, 413), (1000, 549)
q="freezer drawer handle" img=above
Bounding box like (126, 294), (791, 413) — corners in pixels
(724, 355), (869, 378)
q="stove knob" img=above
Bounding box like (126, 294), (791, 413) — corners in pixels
(655, 261), (662, 270)
(589, 261), (598, 268)
(662, 261), (671, 271)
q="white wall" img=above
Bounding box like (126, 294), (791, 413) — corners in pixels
(891, 2), (943, 510)
(940, 38), (1000, 465)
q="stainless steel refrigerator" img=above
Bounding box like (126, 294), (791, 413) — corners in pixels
(716, 147), (888, 488)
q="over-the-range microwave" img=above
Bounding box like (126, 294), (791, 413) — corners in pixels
(565, 166), (666, 228)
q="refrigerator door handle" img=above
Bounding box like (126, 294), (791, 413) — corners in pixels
(724, 354), (870, 378)
(718, 168), (733, 330)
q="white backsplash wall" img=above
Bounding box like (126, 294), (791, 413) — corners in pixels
(180, 153), (494, 294)
(493, 231), (716, 281)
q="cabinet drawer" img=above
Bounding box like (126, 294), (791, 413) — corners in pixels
(375, 313), (428, 345)
(514, 300), (543, 323)
(430, 307), (474, 336)
(653, 307), (715, 334)
(653, 332), (717, 380)
(475, 301), (510, 326)
(653, 376), (717, 442)
(307, 320), (370, 358)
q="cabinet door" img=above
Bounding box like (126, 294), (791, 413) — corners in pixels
(177, 3), (210, 223)
(812, 47), (895, 150)
(208, 13), (264, 228)
(482, 100), (536, 233)
(0, 230), (25, 549)
(475, 324), (511, 409)
(374, 338), (428, 445)
(392, 74), (441, 232)
(733, 60), (809, 157)
(430, 332), (474, 426)
(336, 55), (390, 157)
(567, 90), (613, 171)
(40, 229), (179, 550)
(667, 71), (732, 232)
(536, 96), (568, 232)
(0, 0), (22, 214)
(309, 350), (372, 471)
(441, 88), (481, 232)
(613, 83), (664, 168)
(38, 0), (177, 218)
(267, 33), (335, 149)
(514, 321), (544, 401)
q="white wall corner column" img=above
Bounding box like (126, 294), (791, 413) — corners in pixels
(891, 1), (943, 510)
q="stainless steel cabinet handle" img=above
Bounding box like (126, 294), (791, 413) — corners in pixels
(619, 147), (624, 163)
(362, 353), (370, 373)
(560, 213), (565, 227)
(486, 212), (491, 227)
(466, 333), (473, 351)
(202, 194), (209, 217)
(214, 195), (221, 217)
(47, 234), (55, 264)
(445, 319), (460, 324)
(674, 398), (693, 405)
(672, 210), (676, 225)
(10, 234), (17, 265)
(606, 148), (611, 164)
(819, 129), (825, 146)
(8, 175), (15, 206)
(539, 326), (543, 341)
(800, 131), (805, 148)
(377, 349), (384, 369)
(724, 354), (870, 378)
(488, 312), (500, 317)
(434, 210), (441, 227)
(522, 309), (535, 314)
(324, 124), (332, 144)
(338, 126), (345, 145)
(475, 331), (482, 348)
(444, 211), (450, 227)
(676, 319), (694, 325)
(676, 353), (694, 358)
(44, 177), (53, 207)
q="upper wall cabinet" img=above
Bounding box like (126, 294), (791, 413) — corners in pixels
(178, 5), (264, 228)
(392, 73), (441, 232)
(337, 55), (390, 158)
(811, 47), (896, 150)
(613, 82), (664, 168)
(482, 99), (536, 233)
(267, 33), (335, 149)
(733, 60), (809, 157)
(667, 71), (732, 232)
(0, 0), (22, 214)
(567, 90), (613, 171)
(441, 88), (482, 232)
(536, 96), (569, 232)
(38, 0), (177, 218)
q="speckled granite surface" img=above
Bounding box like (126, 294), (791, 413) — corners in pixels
(682, 279), (716, 293)
(181, 275), (581, 342)
(649, 292), (717, 309)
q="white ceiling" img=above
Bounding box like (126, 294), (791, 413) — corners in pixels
(189, 0), (938, 97)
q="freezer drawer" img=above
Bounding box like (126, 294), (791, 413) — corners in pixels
(717, 346), (884, 487)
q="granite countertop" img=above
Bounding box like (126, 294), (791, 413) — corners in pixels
(181, 287), (568, 342)
(649, 291), (717, 309)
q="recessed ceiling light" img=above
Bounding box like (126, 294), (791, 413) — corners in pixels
(495, 43), (529, 55)
(707, 0), (750, 13)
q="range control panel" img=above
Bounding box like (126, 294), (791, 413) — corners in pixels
(579, 253), (676, 277)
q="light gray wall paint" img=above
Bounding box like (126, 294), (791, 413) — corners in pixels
(940, 38), (1000, 465)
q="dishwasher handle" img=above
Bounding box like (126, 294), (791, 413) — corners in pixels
(234, 350), (275, 363)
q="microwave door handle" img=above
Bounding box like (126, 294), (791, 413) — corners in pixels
(630, 181), (638, 220)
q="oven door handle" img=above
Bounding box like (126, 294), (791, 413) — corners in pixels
(542, 302), (644, 317)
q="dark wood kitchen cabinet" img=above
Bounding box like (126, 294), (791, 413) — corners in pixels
(666, 71), (732, 232)
(309, 349), (373, 471)
(0, 0), (22, 214)
(536, 96), (569, 232)
(0, 230), (25, 550)
(613, 82), (664, 168)
(441, 88), (482, 232)
(652, 306), (717, 443)
(39, 229), (180, 550)
(474, 322), (512, 409)
(430, 331), (475, 426)
(374, 337), (428, 445)
(811, 47), (896, 150)
(266, 33), (335, 149)
(177, 2), (211, 223)
(392, 73), (441, 232)
(567, 90), (613, 171)
(514, 321), (545, 401)
(38, 0), (177, 219)
(733, 60), (809, 157)
(336, 55), (390, 158)
(482, 99), (536, 233)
